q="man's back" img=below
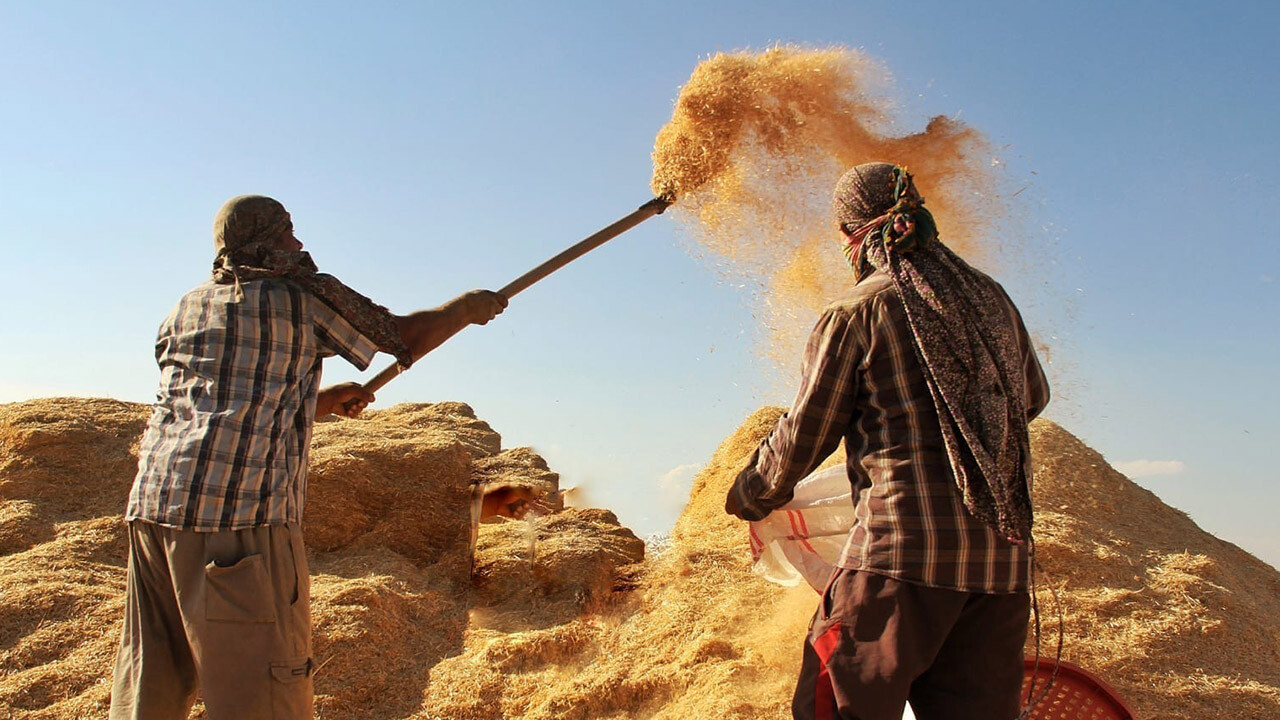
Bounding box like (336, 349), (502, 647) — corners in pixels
(829, 270), (1048, 592)
(734, 162), (1051, 720)
(128, 278), (378, 531)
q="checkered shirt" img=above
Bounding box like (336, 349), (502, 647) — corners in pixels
(728, 271), (1050, 593)
(126, 278), (380, 531)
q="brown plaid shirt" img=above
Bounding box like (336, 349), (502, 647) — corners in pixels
(728, 271), (1049, 593)
(127, 278), (379, 531)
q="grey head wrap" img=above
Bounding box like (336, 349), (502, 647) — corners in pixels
(211, 195), (413, 368)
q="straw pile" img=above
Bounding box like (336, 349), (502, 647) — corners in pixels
(420, 407), (818, 720)
(422, 408), (1280, 720)
(470, 508), (645, 629)
(0, 398), (148, 719)
(1026, 421), (1280, 718)
(4, 397), (1278, 719)
(306, 405), (477, 573)
(0, 398), (630, 719)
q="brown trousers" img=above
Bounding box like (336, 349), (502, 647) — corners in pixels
(109, 520), (313, 720)
(793, 569), (1029, 720)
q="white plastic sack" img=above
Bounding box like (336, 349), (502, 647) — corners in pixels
(748, 465), (856, 592)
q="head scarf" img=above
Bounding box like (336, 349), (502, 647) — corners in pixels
(211, 195), (413, 368)
(832, 164), (1034, 544)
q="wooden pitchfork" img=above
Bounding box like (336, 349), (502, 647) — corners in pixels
(350, 196), (672, 404)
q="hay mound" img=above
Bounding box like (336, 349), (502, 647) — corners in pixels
(4, 398), (1278, 719)
(471, 508), (644, 628)
(0, 398), (150, 719)
(424, 408), (1280, 720)
(307, 404), (477, 575)
(1027, 421), (1280, 718)
(309, 547), (470, 719)
(0, 398), (149, 552)
(421, 407), (810, 720)
(0, 398), (646, 720)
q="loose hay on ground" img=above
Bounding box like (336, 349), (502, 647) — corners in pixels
(5, 398), (1279, 720)
(308, 404), (477, 576)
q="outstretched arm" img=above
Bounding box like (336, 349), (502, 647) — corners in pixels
(395, 290), (508, 361)
(726, 307), (863, 521)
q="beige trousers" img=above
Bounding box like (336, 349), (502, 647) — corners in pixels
(109, 520), (313, 720)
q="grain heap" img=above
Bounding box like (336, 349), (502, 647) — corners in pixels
(1026, 421), (1280, 718)
(0, 398), (149, 718)
(472, 446), (566, 512)
(4, 398), (1278, 719)
(416, 408), (1280, 720)
(0, 398), (638, 719)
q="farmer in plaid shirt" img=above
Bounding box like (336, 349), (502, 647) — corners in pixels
(110, 195), (515, 720)
(727, 164), (1050, 720)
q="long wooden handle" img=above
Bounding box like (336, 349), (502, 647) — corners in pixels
(498, 196), (671, 297)
(358, 196), (672, 397)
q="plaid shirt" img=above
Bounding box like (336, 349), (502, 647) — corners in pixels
(728, 271), (1049, 593)
(127, 278), (380, 531)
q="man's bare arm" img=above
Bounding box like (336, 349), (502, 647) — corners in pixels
(395, 290), (508, 361)
(316, 382), (376, 419)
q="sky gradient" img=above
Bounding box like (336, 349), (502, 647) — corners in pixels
(2, 2), (1276, 565)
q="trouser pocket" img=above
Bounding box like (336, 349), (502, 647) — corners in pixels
(818, 567), (849, 622)
(270, 656), (314, 720)
(205, 553), (276, 622)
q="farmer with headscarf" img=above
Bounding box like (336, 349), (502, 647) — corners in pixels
(109, 195), (525, 720)
(726, 164), (1050, 720)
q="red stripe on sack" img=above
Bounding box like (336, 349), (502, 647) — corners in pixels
(787, 511), (806, 537)
(748, 525), (764, 560)
(789, 511), (820, 555)
(795, 510), (811, 537)
(812, 622), (842, 720)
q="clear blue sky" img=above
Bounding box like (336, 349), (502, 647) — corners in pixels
(2, 2), (1276, 565)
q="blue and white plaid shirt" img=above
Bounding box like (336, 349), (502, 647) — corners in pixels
(127, 278), (379, 531)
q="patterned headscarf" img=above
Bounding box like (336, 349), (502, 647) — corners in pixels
(211, 195), (413, 368)
(832, 164), (1034, 544)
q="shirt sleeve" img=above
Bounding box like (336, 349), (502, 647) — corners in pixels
(1018, 335), (1049, 420)
(996, 284), (1051, 421)
(309, 295), (381, 371)
(1010, 302), (1050, 421)
(726, 306), (863, 521)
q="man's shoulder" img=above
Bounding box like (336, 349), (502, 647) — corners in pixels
(182, 277), (306, 301)
(823, 273), (897, 317)
(170, 278), (311, 326)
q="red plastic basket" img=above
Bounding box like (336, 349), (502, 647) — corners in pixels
(1020, 658), (1136, 720)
